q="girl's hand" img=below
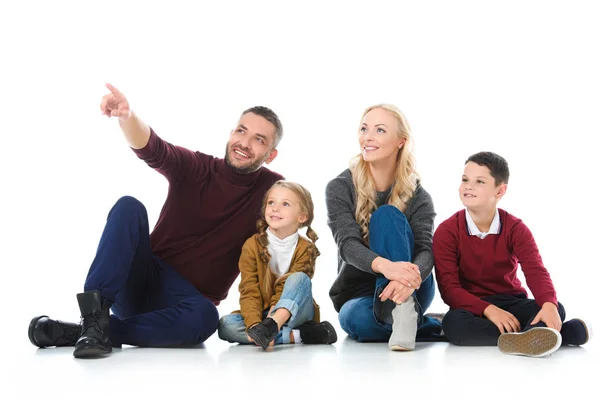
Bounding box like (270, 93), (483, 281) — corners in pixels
(531, 302), (562, 331)
(379, 280), (415, 304)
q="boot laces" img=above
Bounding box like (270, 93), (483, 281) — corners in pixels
(80, 311), (104, 337)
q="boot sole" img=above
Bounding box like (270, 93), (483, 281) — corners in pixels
(320, 321), (338, 344)
(73, 345), (112, 358)
(300, 321), (338, 344)
(498, 327), (561, 357)
(247, 329), (272, 350)
(28, 315), (48, 348)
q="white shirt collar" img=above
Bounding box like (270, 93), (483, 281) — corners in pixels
(266, 228), (299, 247)
(465, 209), (501, 239)
(266, 228), (299, 276)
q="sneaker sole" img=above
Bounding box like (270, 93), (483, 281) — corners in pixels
(389, 345), (413, 351)
(498, 327), (561, 357)
(28, 315), (48, 348)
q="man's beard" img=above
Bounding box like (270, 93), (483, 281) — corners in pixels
(224, 144), (265, 175)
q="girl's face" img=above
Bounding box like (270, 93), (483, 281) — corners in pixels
(358, 108), (405, 165)
(264, 187), (308, 238)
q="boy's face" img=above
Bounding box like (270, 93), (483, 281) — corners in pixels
(459, 162), (507, 211)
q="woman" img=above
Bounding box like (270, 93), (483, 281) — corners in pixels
(326, 104), (441, 350)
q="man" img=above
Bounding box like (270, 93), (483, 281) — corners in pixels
(28, 83), (284, 358)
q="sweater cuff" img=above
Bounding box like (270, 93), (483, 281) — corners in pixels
(534, 294), (559, 309)
(413, 253), (433, 279)
(471, 299), (492, 317)
(341, 239), (379, 274)
(131, 127), (158, 159)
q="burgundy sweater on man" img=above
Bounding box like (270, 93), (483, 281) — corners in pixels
(433, 209), (557, 316)
(133, 129), (283, 305)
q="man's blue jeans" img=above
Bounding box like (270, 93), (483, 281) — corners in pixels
(84, 196), (219, 347)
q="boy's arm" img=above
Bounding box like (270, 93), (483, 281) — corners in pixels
(269, 244), (314, 307)
(433, 226), (491, 316)
(238, 240), (265, 329)
(511, 222), (558, 307)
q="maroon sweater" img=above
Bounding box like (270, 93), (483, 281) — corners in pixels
(433, 209), (557, 316)
(133, 129), (283, 304)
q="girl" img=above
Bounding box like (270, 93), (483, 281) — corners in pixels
(218, 180), (337, 349)
(326, 104), (443, 351)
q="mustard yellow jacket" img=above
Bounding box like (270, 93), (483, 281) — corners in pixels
(234, 233), (320, 329)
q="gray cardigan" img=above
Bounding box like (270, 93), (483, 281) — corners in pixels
(326, 169), (436, 312)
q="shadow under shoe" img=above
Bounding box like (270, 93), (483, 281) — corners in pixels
(498, 327), (561, 357)
(297, 320), (338, 344)
(389, 296), (418, 351)
(28, 316), (80, 348)
(247, 318), (279, 350)
(73, 290), (113, 358)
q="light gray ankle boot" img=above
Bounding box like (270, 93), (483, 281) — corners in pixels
(389, 295), (418, 351)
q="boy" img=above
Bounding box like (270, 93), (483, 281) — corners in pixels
(433, 151), (590, 357)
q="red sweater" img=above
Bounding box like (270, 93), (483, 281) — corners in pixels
(433, 209), (557, 316)
(133, 129), (283, 304)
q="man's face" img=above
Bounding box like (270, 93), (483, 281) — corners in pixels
(225, 112), (278, 174)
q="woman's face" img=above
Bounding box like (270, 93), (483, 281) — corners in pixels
(358, 108), (404, 165)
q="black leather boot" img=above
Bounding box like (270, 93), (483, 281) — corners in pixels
(73, 290), (112, 358)
(28, 316), (80, 348)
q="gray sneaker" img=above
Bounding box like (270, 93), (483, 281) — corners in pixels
(389, 295), (418, 351)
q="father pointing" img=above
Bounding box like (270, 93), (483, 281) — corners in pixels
(28, 83), (284, 357)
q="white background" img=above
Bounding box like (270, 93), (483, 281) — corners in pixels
(1, 1), (598, 397)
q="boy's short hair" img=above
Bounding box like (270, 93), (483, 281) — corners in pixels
(466, 152), (510, 185)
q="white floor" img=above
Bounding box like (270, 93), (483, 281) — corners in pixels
(4, 317), (596, 400)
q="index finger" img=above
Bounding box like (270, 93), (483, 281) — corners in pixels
(105, 83), (126, 101)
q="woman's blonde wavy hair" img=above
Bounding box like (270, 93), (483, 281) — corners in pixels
(350, 104), (419, 243)
(256, 180), (320, 301)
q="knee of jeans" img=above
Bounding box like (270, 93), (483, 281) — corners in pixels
(114, 195), (146, 215)
(339, 300), (367, 340)
(338, 303), (354, 336)
(368, 205), (410, 245)
(217, 314), (239, 340)
(186, 297), (220, 344)
(442, 309), (468, 345)
(285, 272), (311, 289)
(370, 205), (407, 226)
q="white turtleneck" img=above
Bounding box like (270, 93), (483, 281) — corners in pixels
(266, 228), (299, 277)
